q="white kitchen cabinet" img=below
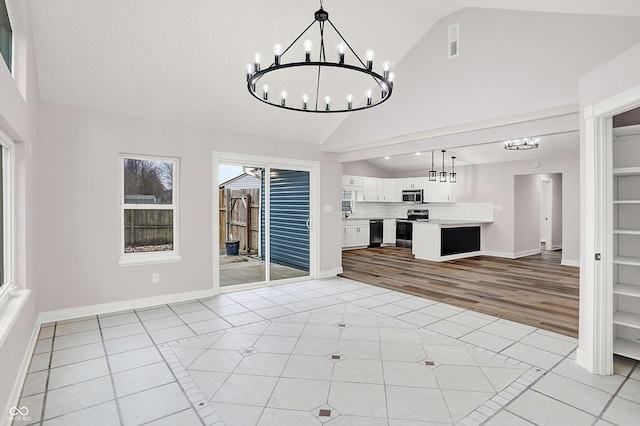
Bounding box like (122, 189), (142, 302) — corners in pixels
(361, 177), (397, 202)
(343, 220), (370, 248)
(402, 177), (424, 190)
(383, 219), (396, 245)
(611, 125), (640, 361)
(362, 177), (381, 201)
(383, 178), (399, 202)
(342, 175), (364, 189)
(426, 180), (456, 203)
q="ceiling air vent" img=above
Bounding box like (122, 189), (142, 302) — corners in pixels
(448, 23), (459, 58)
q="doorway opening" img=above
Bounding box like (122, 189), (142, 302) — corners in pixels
(215, 156), (316, 290)
(514, 173), (563, 257)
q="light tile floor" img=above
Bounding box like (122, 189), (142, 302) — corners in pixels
(13, 277), (640, 425)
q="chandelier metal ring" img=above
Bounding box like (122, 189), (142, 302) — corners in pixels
(247, 62), (393, 113)
(245, 3), (395, 113)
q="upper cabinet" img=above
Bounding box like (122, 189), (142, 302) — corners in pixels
(383, 179), (399, 202)
(401, 177), (424, 190)
(344, 175), (456, 203)
(362, 177), (381, 201)
(359, 177), (400, 202)
(342, 175), (364, 190)
(427, 180), (456, 203)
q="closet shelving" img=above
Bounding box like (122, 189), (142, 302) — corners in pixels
(612, 125), (640, 360)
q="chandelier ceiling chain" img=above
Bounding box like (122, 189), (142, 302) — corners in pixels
(245, 0), (395, 113)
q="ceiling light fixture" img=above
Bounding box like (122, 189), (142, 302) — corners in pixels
(429, 151), (437, 181)
(504, 137), (540, 150)
(414, 152), (421, 156)
(384, 156), (390, 160)
(245, 0), (395, 113)
(450, 156), (457, 183)
(440, 150), (447, 182)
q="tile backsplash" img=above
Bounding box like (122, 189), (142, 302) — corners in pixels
(348, 201), (494, 222)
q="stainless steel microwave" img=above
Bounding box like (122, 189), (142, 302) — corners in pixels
(402, 189), (423, 203)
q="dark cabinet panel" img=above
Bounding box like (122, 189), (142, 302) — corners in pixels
(441, 226), (480, 256)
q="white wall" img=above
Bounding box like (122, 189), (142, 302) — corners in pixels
(342, 160), (390, 178)
(578, 40), (640, 371)
(514, 174), (540, 255)
(34, 102), (342, 313)
(513, 173), (563, 254)
(455, 156), (578, 262)
(0, 0), (40, 418)
(325, 8), (640, 154)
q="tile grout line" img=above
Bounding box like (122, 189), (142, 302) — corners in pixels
(134, 307), (213, 426)
(592, 362), (638, 424)
(95, 315), (126, 426)
(18, 278), (604, 426)
(482, 348), (587, 423)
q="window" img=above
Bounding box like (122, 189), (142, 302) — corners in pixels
(0, 0), (12, 71)
(120, 155), (180, 266)
(0, 129), (14, 311)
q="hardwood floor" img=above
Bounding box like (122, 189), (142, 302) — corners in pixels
(340, 247), (579, 337)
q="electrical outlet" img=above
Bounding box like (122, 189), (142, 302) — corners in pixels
(524, 238), (528, 244)
(152, 273), (160, 283)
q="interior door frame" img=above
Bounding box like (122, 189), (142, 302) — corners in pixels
(540, 177), (553, 247)
(579, 84), (640, 374)
(212, 151), (319, 293)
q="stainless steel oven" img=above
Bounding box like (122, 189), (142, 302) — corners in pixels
(402, 189), (423, 203)
(395, 209), (429, 248)
(395, 219), (413, 248)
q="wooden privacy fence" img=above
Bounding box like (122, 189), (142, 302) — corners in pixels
(219, 188), (260, 255)
(124, 209), (173, 250)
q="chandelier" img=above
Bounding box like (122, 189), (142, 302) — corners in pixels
(245, 1), (395, 113)
(504, 137), (540, 150)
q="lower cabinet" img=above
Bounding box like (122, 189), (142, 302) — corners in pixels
(342, 220), (370, 248)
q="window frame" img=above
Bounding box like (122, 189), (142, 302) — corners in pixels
(0, 128), (15, 310)
(0, 0), (13, 72)
(119, 154), (180, 267)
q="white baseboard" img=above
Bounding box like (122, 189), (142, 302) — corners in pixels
(514, 248), (542, 258)
(438, 251), (483, 262)
(561, 259), (580, 267)
(550, 244), (563, 251)
(38, 288), (217, 324)
(481, 251), (516, 259)
(318, 267), (343, 279)
(2, 314), (40, 426)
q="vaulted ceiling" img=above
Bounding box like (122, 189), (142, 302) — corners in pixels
(28, 1), (640, 147)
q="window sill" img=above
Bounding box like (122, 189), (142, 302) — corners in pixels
(0, 285), (31, 349)
(119, 253), (181, 267)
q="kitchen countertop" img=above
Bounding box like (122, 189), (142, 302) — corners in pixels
(344, 218), (493, 224)
(343, 217), (396, 221)
(415, 219), (493, 226)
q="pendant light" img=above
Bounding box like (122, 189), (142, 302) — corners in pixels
(440, 150), (447, 182)
(450, 156), (457, 183)
(428, 151), (437, 181)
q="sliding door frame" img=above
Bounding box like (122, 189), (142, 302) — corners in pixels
(212, 151), (319, 293)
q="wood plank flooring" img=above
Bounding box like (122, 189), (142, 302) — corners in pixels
(340, 247), (580, 337)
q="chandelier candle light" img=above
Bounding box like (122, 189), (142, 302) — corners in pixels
(245, 1), (395, 113)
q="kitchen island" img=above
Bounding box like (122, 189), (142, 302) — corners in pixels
(412, 220), (492, 262)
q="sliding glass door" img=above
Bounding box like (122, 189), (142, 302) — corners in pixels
(267, 169), (310, 283)
(217, 159), (313, 289)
